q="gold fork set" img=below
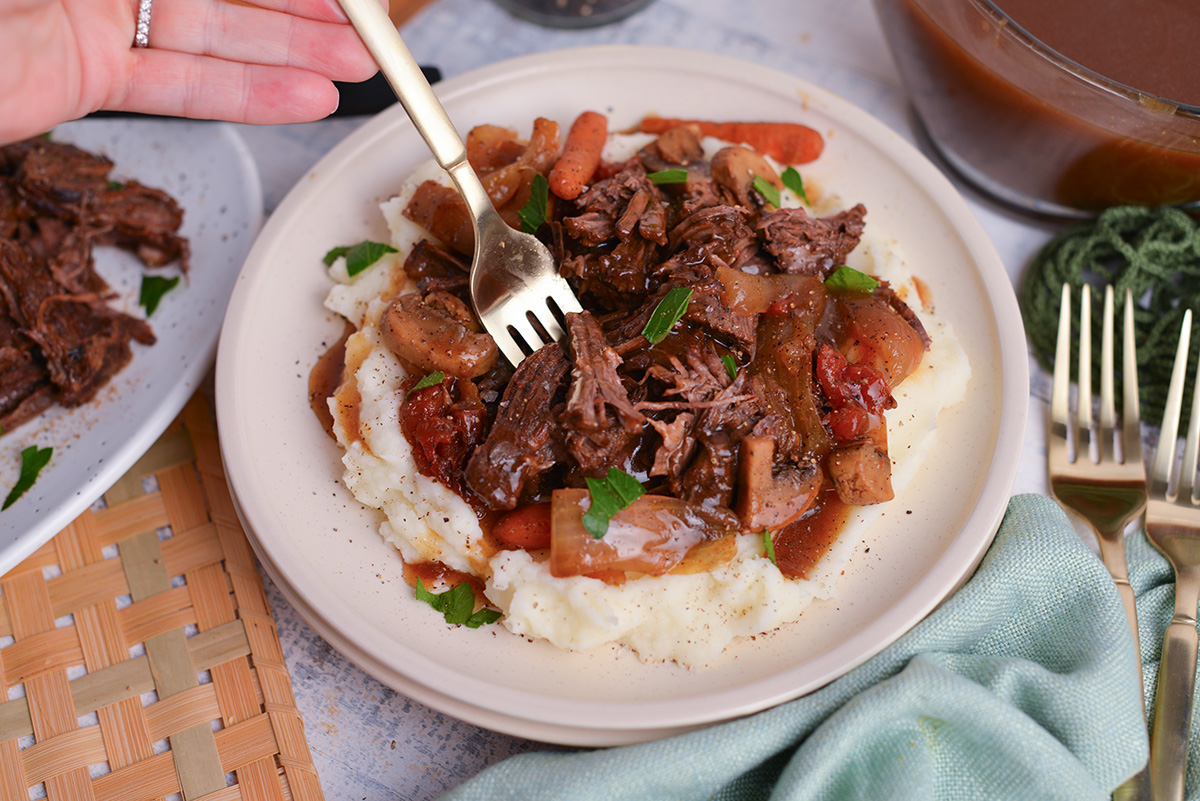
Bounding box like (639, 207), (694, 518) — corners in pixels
(1049, 284), (1199, 800)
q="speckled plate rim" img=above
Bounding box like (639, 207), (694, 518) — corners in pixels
(216, 45), (1026, 742)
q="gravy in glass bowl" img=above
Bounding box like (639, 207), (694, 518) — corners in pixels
(874, 0), (1200, 217)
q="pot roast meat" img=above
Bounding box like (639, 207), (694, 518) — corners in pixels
(667, 204), (761, 272)
(0, 312), (56, 432)
(0, 239), (154, 407)
(0, 136), (189, 435)
(465, 342), (570, 510)
(89, 181), (190, 270)
(403, 238), (470, 298)
(378, 119), (936, 565)
(559, 311), (645, 477)
(15, 139), (113, 216)
(757, 203), (867, 276)
(669, 373), (765, 511)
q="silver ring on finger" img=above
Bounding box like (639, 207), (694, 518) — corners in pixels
(134, 0), (153, 47)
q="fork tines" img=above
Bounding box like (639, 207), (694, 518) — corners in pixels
(1149, 309), (1198, 501)
(1051, 283), (1142, 467)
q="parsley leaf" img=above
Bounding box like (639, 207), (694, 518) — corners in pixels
(139, 275), (180, 316)
(406, 371), (446, 398)
(518, 173), (550, 234)
(322, 240), (398, 276)
(825, 265), (879, 294)
(322, 246), (349, 266)
(720, 354), (738, 381)
(763, 529), (777, 566)
(107, 180), (125, 191)
(781, 166), (809, 204)
(752, 175), (780, 208)
(646, 168), (689, 185)
(3, 445), (52, 510)
(582, 467), (645, 539)
(416, 579), (502, 628)
(641, 286), (693, 345)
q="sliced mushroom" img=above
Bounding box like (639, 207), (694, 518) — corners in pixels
(711, 146), (781, 208)
(380, 291), (499, 379)
(827, 439), (894, 505)
(735, 436), (822, 531)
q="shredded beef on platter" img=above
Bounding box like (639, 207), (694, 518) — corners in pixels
(0, 137), (189, 436)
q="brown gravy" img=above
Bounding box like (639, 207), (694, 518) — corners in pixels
(772, 485), (850, 580)
(998, 0), (1200, 106)
(308, 322), (354, 438)
(877, 0), (1200, 210)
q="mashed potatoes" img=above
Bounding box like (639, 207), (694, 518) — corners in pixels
(323, 132), (970, 667)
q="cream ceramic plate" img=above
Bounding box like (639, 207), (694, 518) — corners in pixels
(216, 45), (1026, 746)
(0, 119), (261, 576)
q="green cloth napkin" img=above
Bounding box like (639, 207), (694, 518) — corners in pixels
(440, 494), (1191, 800)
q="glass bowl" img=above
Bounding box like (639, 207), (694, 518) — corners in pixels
(872, 0), (1200, 218)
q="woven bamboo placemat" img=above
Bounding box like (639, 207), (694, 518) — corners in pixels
(0, 395), (323, 801)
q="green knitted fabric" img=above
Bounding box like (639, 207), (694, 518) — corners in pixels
(1019, 206), (1200, 423)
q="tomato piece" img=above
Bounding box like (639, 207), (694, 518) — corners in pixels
(816, 344), (895, 444)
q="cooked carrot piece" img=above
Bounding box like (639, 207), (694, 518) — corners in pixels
(636, 117), (825, 164)
(548, 111), (608, 200)
(492, 502), (553, 550)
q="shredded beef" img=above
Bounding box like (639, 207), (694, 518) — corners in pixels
(757, 204), (867, 276)
(385, 121), (934, 532)
(465, 343), (570, 510)
(0, 136), (188, 434)
(559, 311), (645, 477)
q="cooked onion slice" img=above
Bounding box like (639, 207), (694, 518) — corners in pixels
(835, 295), (925, 387)
(549, 489), (737, 578)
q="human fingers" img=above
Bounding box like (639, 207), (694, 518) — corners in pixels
(113, 49), (342, 124)
(145, 0), (377, 83)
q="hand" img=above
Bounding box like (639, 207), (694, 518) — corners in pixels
(0, 0), (379, 144)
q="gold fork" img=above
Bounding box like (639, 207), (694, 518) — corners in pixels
(1048, 285), (1151, 800)
(1145, 310), (1200, 801)
(1049, 284), (1148, 679)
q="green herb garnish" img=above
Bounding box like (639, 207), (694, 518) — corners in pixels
(416, 579), (502, 628)
(406, 370), (446, 398)
(582, 467), (645, 539)
(720, 354), (738, 381)
(825, 265), (879, 295)
(781, 166), (809, 204)
(752, 175), (780, 208)
(763, 529), (777, 566)
(3, 445), (52, 511)
(107, 180), (125, 191)
(646, 168), (689, 185)
(641, 286), (693, 345)
(139, 275), (180, 316)
(518, 173), (550, 234)
(322, 240), (398, 277)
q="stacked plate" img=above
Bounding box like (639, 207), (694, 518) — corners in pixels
(215, 46), (1026, 746)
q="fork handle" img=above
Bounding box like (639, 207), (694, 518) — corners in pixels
(1149, 610), (1198, 801)
(1113, 579), (1147, 694)
(336, 0), (468, 173)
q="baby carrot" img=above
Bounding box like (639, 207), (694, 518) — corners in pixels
(492, 502), (553, 550)
(636, 118), (825, 164)
(548, 111), (608, 200)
